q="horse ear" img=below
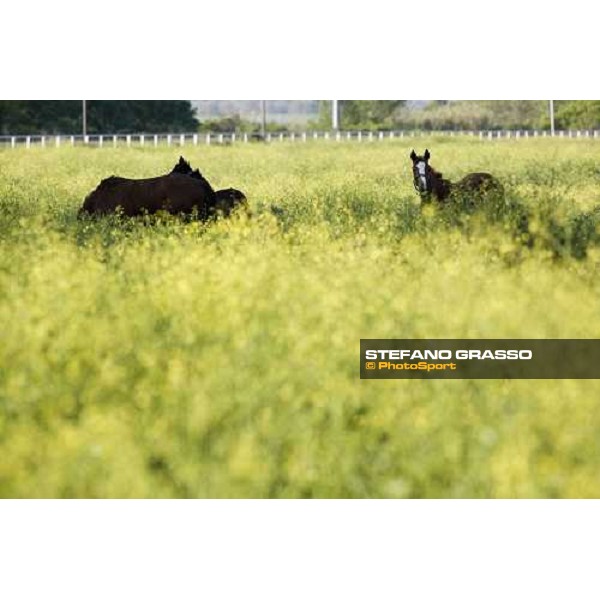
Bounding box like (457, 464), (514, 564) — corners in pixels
(424, 149), (430, 160)
(410, 150), (417, 161)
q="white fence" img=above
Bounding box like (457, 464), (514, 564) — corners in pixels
(1, 129), (599, 149)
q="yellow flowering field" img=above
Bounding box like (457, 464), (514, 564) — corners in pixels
(1, 137), (600, 497)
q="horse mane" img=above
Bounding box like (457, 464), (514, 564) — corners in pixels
(170, 159), (215, 193)
(428, 165), (451, 200)
(430, 166), (443, 180)
(188, 168), (216, 195)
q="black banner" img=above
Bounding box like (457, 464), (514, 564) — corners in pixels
(360, 339), (600, 379)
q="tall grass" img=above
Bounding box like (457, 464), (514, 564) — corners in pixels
(1, 138), (600, 498)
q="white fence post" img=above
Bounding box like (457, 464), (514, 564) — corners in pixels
(302, 132), (307, 142)
(167, 134), (172, 146)
(140, 134), (145, 147)
(193, 134), (198, 145)
(113, 135), (117, 147)
(26, 136), (31, 148)
(99, 135), (103, 148)
(11, 136), (16, 149)
(206, 133), (211, 145)
(126, 135), (131, 147)
(55, 136), (61, 148)
(243, 133), (248, 143)
(218, 133), (224, 144)
(336, 131), (341, 142)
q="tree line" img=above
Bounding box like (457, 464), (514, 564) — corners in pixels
(0, 101), (198, 135)
(2, 100), (599, 135)
(318, 100), (600, 131)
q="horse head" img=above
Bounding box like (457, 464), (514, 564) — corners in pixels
(410, 149), (435, 196)
(213, 188), (250, 218)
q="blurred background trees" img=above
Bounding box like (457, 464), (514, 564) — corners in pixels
(1, 100), (599, 134)
(0, 101), (198, 135)
(314, 100), (600, 131)
(389, 100), (600, 131)
(549, 100), (600, 129)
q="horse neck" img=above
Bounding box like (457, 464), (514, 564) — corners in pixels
(430, 169), (451, 201)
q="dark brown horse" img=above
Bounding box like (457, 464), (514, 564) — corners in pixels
(79, 156), (248, 219)
(410, 149), (503, 205)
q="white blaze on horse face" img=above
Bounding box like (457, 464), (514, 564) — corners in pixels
(416, 161), (428, 191)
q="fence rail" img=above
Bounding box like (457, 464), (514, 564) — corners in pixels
(1, 129), (599, 149)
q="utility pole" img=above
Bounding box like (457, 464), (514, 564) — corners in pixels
(549, 100), (555, 136)
(260, 100), (267, 139)
(332, 100), (339, 130)
(82, 100), (87, 139)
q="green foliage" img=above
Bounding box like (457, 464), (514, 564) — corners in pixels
(0, 100), (198, 135)
(87, 101), (198, 134)
(340, 101), (405, 129)
(403, 101), (600, 132)
(2, 139), (600, 498)
(316, 101), (405, 130)
(0, 101), (82, 135)
(198, 115), (288, 134)
(478, 101), (547, 130)
(395, 101), (547, 131)
(553, 101), (600, 130)
(198, 115), (253, 133)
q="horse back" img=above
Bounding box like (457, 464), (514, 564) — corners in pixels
(457, 173), (500, 187)
(81, 172), (216, 217)
(458, 172), (502, 191)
